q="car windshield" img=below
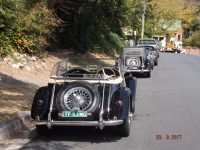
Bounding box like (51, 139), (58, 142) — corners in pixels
(51, 58), (121, 77)
(139, 40), (156, 45)
(137, 46), (154, 51)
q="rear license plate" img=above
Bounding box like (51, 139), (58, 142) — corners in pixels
(62, 111), (88, 118)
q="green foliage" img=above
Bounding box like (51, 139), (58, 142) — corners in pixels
(55, 0), (129, 54)
(150, 0), (197, 31)
(183, 38), (192, 47)
(191, 5), (200, 32)
(0, 31), (13, 57)
(183, 31), (200, 48)
(0, 0), (175, 56)
(0, 0), (59, 58)
(92, 32), (125, 54)
(0, 0), (15, 29)
(183, 4), (200, 48)
(126, 0), (156, 38)
(191, 31), (200, 48)
(108, 32), (125, 51)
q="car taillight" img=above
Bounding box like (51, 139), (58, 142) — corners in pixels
(116, 100), (123, 107)
(150, 55), (153, 60)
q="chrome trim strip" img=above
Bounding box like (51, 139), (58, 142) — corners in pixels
(99, 83), (105, 129)
(48, 77), (123, 84)
(124, 69), (150, 73)
(142, 50), (145, 68)
(36, 120), (123, 127)
(47, 83), (56, 129)
(107, 86), (111, 114)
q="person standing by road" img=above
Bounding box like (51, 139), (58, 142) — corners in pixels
(128, 38), (134, 47)
(160, 39), (166, 51)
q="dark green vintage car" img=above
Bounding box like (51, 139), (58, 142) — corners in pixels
(120, 47), (154, 78)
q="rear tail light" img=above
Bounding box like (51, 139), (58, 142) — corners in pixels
(116, 100), (123, 107)
(87, 112), (92, 116)
(150, 55), (153, 60)
(113, 116), (117, 120)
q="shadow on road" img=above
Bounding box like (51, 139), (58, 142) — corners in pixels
(20, 126), (122, 150)
(0, 72), (38, 123)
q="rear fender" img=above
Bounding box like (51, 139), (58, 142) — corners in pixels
(31, 86), (51, 120)
(110, 87), (131, 120)
(119, 87), (131, 120)
(125, 77), (137, 112)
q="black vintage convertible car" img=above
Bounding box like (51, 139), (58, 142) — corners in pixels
(31, 58), (137, 137)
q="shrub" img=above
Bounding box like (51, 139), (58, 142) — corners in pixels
(0, 32), (13, 57)
(90, 32), (125, 55)
(183, 31), (200, 48)
(191, 31), (200, 48)
(0, 0), (60, 58)
(54, 0), (129, 54)
(183, 38), (192, 47)
(106, 32), (125, 54)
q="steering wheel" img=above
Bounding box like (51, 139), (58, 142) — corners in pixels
(96, 68), (116, 79)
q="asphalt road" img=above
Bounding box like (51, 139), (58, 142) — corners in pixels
(9, 53), (200, 150)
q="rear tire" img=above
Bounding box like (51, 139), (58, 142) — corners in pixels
(118, 100), (131, 137)
(146, 71), (151, 78)
(36, 125), (50, 135)
(154, 59), (158, 66)
(119, 116), (131, 137)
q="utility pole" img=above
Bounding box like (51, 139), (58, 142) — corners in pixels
(141, 0), (146, 39)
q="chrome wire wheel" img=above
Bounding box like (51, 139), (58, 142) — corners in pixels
(63, 87), (93, 111)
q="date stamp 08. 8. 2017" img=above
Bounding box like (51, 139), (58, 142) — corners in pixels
(156, 134), (182, 140)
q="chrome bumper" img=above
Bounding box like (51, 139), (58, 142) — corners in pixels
(125, 69), (150, 73)
(36, 120), (124, 128)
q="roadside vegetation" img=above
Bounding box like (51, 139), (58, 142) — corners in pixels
(150, 0), (198, 43)
(0, 0), (199, 58)
(183, 5), (200, 48)
(0, 0), (60, 57)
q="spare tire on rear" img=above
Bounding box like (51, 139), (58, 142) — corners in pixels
(56, 82), (100, 113)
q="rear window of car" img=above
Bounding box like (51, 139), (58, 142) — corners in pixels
(139, 40), (156, 45)
(144, 47), (154, 51)
(136, 46), (154, 51)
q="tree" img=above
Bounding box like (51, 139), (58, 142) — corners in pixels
(0, 0), (59, 57)
(126, 0), (157, 39)
(54, 0), (129, 53)
(0, 0), (16, 30)
(191, 5), (200, 32)
(150, 0), (197, 32)
(184, 4), (200, 48)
